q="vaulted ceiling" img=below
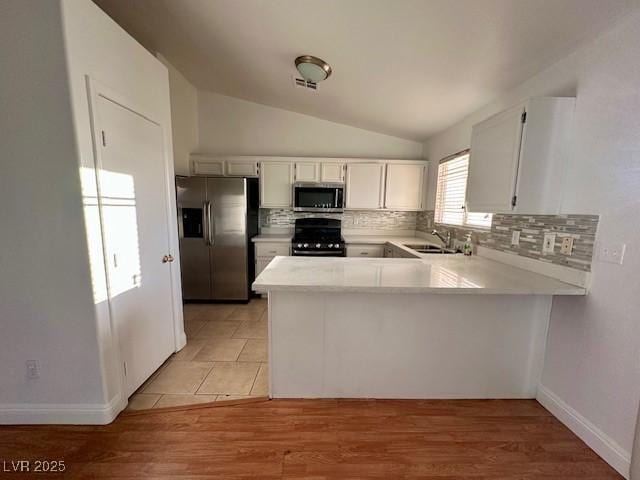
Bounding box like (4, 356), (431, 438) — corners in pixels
(94, 0), (638, 141)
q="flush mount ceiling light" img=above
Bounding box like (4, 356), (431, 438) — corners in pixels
(295, 55), (332, 83)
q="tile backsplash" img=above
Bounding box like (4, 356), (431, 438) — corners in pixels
(417, 211), (599, 272)
(260, 209), (417, 231)
(261, 209), (598, 271)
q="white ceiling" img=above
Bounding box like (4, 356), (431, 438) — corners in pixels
(94, 0), (638, 141)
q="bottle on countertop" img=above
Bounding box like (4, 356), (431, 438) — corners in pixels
(463, 233), (473, 256)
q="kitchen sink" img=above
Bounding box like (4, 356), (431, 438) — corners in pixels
(402, 243), (458, 255)
(414, 248), (457, 254)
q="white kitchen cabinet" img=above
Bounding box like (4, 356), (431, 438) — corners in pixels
(345, 163), (385, 209)
(294, 162), (320, 182)
(191, 155), (259, 177)
(383, 243), (417, 258)
(226, 160), (259, 177)
(255, 257), (272, 278)
(346, 244), (385, 258)
(260, 161), (293, 207)
(467, 97), (574, 214)
(192, 156), (224, 176)
(384, 163), (427, 210)
(254, 242), (291, 285)
(255, 242), (290, 257)
(321, 162), (345, 183)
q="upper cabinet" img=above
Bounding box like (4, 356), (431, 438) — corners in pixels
(384, 163), (427, 211)
(294, 161), (345, 183)
(345, 163), (385, 209)
(320, 162), (345, 183)
(226, 160), (259, 177)
(192, 155), (428, 212)
(294, 162), (320, 182)
(260, 161), (293, 208)
(192, 155), (225, 176)
(191, 155), (258, 177)
(466, 97), (575, 214)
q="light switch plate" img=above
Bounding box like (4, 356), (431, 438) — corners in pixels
(598, 242), (626, 265)
(511, 230), (520, 246)
(542, 233), (556, 254)
(26, 360), (40, 379)
(560, 237), (574, 255)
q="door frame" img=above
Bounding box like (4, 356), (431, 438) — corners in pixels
(84, 76), (186, 409)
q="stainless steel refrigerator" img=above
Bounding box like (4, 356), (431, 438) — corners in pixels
(176, 176), (259, 301)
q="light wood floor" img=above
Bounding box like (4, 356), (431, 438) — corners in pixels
(0, 399), (622, 479)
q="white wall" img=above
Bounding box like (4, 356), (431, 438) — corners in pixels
(158, 54), (198, 176)
(0, 0), (183, 423)
(0, 0), (105, 410)
(423, 11), (640, 477)
(61, 0), (184, 419)
(197, 91), (423, 160)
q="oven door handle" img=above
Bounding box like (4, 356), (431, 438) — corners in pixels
(292, 249), (344, 256)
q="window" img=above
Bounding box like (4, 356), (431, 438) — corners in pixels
(434, 151), (492, 228)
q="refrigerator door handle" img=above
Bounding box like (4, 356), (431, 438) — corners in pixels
(203, 201), (210, 246)
(208, 202), (215, 246)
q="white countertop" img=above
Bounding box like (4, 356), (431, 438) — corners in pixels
(251, 233), (293, 243)
(342, 234), (428, 245)
(252, 255), (586, 295)
(251, 233), (432, 245)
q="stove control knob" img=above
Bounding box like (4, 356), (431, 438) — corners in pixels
(334, 243), (340, 248)
(303, 243), (309, 248)
(328, 243), (333, 248)
(315, 243), (321, 248)
(297, 243), (302, 248)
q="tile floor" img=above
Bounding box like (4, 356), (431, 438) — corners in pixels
(127, 298), (268, 410)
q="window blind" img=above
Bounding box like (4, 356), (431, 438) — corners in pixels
(434, 152), (492, 228)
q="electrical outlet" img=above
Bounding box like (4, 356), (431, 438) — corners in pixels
(511, 230), (521, 246)
(26, 360), (40, 379)
(542, 233), (556, 254)
(598, 242), (626, 265)
(560, 237), (574, 255)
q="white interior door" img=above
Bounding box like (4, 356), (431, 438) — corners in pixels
(96, 95), (175, 398)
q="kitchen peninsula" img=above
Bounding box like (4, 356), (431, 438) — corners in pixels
(253, 252), (585, 399)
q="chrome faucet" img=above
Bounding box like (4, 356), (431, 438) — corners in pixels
(431, 229), (451, 248)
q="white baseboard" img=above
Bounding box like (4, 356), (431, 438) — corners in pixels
(0, 394), (124, 425)
(537, 384), (630, 478)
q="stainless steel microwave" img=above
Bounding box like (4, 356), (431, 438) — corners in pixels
(293, 183), (344, 212)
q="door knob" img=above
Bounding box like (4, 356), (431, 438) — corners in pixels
(168, 254), (174, 262)
(162, 255), (171, 263)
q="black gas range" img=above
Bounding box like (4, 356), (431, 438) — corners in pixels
(291, 218), (346, 257)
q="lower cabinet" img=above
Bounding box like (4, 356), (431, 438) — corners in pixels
(383, 243), (418, 258)
(254, 242), (291, 281)
(255, 257), (273, 278)
(346, 244), (385, 258)
(384, 244), (395, 258)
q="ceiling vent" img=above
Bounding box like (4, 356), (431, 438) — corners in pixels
(292, 76), (318, 92)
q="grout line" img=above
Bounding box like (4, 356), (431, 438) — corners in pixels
(236, 338), (249, 361)
(248, 362), (262, 396)
(194, 361), (217, 395)
(229, 321), (241, 338)
(150, 394), (162, 409)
